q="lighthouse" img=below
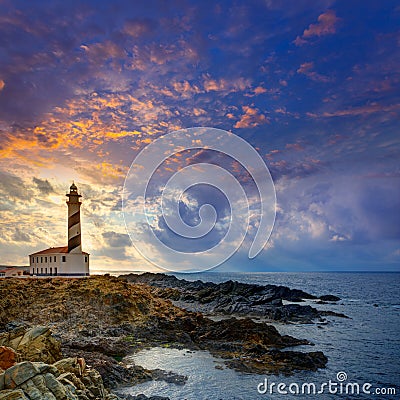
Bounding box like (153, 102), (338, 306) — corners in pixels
(28, 183), (90, 277)
(66, 182), (82, 253)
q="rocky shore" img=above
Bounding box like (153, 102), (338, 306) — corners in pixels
(123, 273), (346, 323)
(0, 274), (344, 399)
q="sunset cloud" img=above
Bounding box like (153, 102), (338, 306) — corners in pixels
(0, 1), (398, 271)
(294, 10), (339, 46)
(234, 106), (269, 128)
(203, 75), (251, 94)
(297, 62), (330, 82)
(322, 103), (400, 117)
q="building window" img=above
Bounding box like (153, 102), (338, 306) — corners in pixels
(62, 256), (66, 262)
(55, 267), (58, 276)
(45, 256), (47, 262)
(54, 256), (56, 262)
(85, 256), (88, 262)
(41, 257), (43, 263)
(45, 268), (47, 274)
(41, 268), (43, 274)
(50, 267), (52, 275)
(49, 256), (52, 262)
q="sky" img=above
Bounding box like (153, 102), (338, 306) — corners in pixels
(0, 0), (399, 272)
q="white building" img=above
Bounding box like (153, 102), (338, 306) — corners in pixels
(0, 267), (27, 278)
(29, 183), (89, 277)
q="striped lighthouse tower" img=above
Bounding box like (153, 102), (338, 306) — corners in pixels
(66, 182), (82, 253)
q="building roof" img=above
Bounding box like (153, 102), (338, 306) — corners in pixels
(29, 247), (89, 255)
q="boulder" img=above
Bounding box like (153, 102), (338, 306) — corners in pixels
(0, 358), (121, 400)
(4, 362), (40, 388)
(0, 327), (61, 365)
(53, 358), (83, 377)
(0, 347), (17, 371)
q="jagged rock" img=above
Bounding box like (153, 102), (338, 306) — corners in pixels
(123, 273), (345, 323)
(0, 327), (61, 365)
(0, 347), (17, 371)
(319, 294), (340, 302)
(118, 396), (170, 400)
(53, 358), (83, 377)
(0, 357), (122, 400)
(81, 368), (106, 398)
(0, 275), (336, 389)
(4, 362), (40, 388)
(150, 369), (187, 385)
(0, 389), (29, 399)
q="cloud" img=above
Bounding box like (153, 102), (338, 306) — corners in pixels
(0, 80), (4, 91)
(253, 86), (267, 95)
(269, 158), (323, 181)
(294, 10), (339, 46)
(102, 231), (131, 248)
(12, 227), (31, 243)
(80, 41), (126, 64)
(203, 75), (251, 94)
(172, 80), (202, 98)
(234, 106), (269, 129)
(322, 103), (400, 117)
(33, 177), (55, 195)
(297, 62), (330, 82)
(0, 171), (32, 201)
(78, 162), (128, 186)
(123, 19), (154, 38)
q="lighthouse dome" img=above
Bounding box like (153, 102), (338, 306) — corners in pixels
(70, 182), (77, 191)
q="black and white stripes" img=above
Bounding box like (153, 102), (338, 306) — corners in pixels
(66, 183), (82, 253)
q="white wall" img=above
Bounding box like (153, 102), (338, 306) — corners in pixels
(30, 252), (89, 277)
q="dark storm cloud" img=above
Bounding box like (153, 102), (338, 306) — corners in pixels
(0, 171), (32, 200)
(33, 177), (55, 195)
(102, 231), (131, 247)
(269, 158), (325, 181)
(12, 227), (31, 243)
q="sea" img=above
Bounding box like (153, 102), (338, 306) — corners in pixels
(113, 272), (400, 400)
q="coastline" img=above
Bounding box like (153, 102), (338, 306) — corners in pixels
(0, 273), (351, 399)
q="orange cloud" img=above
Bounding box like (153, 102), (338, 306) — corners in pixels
(203, 75), (250, 94)
(294, 10), (339, 46)
(297, 62), (330, 82)
(322, 103), (400, 117)
(253, 86), (267, 95)
(0, 79), (5, 91)
(286, 143), (304, 151)
(78, 162), (128, 185)
(80, 41), (125, 63)
(172, 80), (202, 98)
(193, 107), (206, 116)
(234, 106), (269, 129)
